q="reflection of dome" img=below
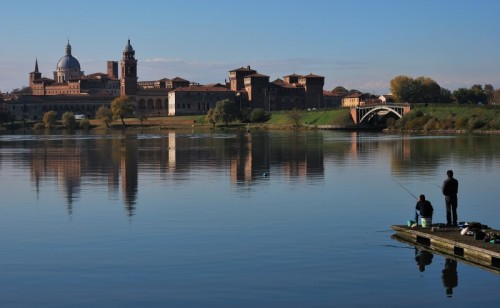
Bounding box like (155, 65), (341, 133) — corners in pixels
(57, 41), (81, 71)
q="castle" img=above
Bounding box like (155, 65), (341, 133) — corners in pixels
(4, 39), (327, 120)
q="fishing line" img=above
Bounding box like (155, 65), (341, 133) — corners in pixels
(393, 179), (418, 200)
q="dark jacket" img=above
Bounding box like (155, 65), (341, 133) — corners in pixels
(416, 200), (434, 218)
(442, 177), (458, 197)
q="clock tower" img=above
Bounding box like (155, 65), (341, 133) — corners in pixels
(120, 39), (138, 96)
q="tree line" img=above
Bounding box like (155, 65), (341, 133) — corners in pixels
(389, 75), (499, 105)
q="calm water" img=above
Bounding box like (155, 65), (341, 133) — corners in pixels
(1, 129), (499, 307)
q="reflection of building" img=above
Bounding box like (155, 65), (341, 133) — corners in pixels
(121, 135), (138, 216)
(229, 132), (324, 184)
(30, 144), (82, 215)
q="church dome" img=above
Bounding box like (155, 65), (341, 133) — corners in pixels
(56, 41), (81, 71)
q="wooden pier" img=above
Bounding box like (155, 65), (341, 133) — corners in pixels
(392, 225), (500, 273)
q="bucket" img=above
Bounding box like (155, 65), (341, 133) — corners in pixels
(407, 220), (416, 227)
(474, 231), (486, 240)
(421, 217), (432, 228)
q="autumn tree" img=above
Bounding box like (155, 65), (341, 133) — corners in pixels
(491, 89), (500, 105)
(390, 76), (415, 103)
(96, 106), (113, 128)
(111, 96), (134, 127)
(206, 108), (216, 127)
(61, 111), (76, 130)
(390, 75), (441, 104)
(43, 111), (57, 129)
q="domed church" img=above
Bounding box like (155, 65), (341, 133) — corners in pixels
(30, 40), (120, 96)
(54, 40), (83, 83)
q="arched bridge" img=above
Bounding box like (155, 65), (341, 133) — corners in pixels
(350, 104), (411, 124)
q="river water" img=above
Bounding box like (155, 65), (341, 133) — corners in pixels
(1, 129), (499, 307)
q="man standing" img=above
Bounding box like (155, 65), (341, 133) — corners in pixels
(442, 170), (459, 227)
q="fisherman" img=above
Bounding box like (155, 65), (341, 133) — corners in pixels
(415, 194), (434, 227)
(442, 170), (459, 227)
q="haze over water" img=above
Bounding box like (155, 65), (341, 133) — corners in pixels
(1, 130), (499, 307)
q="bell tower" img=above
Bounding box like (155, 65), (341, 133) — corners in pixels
(120, 39), (138, 96)
(29, 58), (42, 88)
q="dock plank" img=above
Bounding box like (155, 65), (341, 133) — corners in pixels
(392, 225), (500, 271)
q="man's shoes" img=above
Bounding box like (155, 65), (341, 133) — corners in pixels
(446, 223), (452, 227)
(453, 223), (458, 227)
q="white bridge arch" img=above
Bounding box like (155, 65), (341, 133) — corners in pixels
(351, 104), (411, 124)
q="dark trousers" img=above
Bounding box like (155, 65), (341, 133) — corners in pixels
(445, 195), (458, 225)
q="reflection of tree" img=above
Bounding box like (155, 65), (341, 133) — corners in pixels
(442, 258), (458, 297)
(392, 135), (500, 176)
(414, 247), (433, 272)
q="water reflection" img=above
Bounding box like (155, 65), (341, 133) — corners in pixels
(414, 247), (433, 272)
(0, 130), (329, 215)
(442, 258), (458, 297)
(413, 247), (460, 298)
(2, 130), (500, 218)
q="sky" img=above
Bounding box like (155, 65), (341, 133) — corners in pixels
(1, 0), (499, 94)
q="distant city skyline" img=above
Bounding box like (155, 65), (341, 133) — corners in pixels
(1, 0), (499, 94)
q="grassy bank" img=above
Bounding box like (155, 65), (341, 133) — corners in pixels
(389, 104), (500, 132)
(5, 105), (499, 133)
(263, 109), (353, 127)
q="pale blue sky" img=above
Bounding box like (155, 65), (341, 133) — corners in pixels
(1, 0), (499, 94)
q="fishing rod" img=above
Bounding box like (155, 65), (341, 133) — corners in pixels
(393, 179), (420, 223)
(393, 179), (418, 200)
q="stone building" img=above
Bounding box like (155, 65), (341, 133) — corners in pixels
(229, 67), (325, 110)
(168, 84), (235, 116)
(30, 41), (120, 97)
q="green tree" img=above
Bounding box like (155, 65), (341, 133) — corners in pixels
(96, 105), (113, 128)
(43, 111), (57, 129)
(111, 96), (134, 127)
(248, 108), (269, 122)
(213, 99), (239, 125)
(332, 86), (348, 94)
(453, 88), (470, 104)
(416, 77), (441, 103)
(287, 108), (303, 126)
(61, 111), (76, 130)
(470, 84), (487, 104)
(0, 108), (12, 126)
(439, 88), (453, 104)
(484, 84), (494, 104)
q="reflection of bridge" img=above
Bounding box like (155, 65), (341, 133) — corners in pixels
(350, 104), (411, 124)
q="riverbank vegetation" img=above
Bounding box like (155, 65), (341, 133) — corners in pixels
(387, 104), (500, 132)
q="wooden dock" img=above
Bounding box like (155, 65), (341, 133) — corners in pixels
(392, 225), (500, 273)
